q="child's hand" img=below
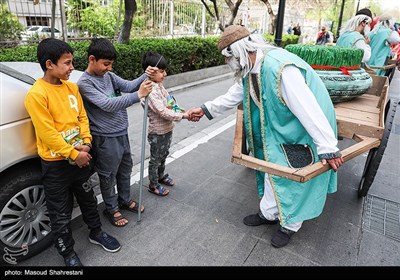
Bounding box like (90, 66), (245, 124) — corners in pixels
(185, 108), (204, 122)
(182, 112), (190, 120)
(74, 151), (92, 168)
(138, 79), (153, 98)
(187, 107), (204, 122)
(74, 144), (90, 153)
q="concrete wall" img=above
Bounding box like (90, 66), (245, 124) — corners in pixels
(163, 65), (231, 90)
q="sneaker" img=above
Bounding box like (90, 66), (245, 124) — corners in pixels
(243, 211), (279, 226)
(271, 226), (296, 248)
(64, 253), (83, 267)
(88, 231), (121, 253)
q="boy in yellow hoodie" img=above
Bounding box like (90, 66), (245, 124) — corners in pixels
(24, 38), (120, 266)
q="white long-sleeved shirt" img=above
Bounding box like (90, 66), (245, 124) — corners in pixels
(388, 30), (400, 45)
(204, 50), (339, 155)
(354, 39), (372, 63)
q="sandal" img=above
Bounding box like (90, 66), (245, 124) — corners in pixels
(102, 209), (128, 227)
(119, 199), (145, 213)
(148, 184), (169, 196)
(158, 174), (174, 186)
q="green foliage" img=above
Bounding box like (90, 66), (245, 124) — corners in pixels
(0, 45), (37, 62)
(67, 0), (121, 37)
(0, 4), (25, 42)
(0, 37), (224, 80)
(263, 34), (299, 48)
(285, 44), (363, 67)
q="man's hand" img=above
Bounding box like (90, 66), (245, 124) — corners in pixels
(321, 156), (344, 172)
(138, 79), (153, 98)
(187, 107), (204, 122)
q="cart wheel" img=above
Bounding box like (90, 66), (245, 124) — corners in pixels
(358, 99), (398, 197)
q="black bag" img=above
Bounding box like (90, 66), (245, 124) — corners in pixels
(281, 144), (314, 168)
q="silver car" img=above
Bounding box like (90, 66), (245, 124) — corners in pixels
(0, 62), (83, 265)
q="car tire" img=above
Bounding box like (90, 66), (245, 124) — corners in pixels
(0, 165), (53, 265)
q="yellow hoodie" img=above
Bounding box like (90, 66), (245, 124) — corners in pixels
(25, 78), (92, 161)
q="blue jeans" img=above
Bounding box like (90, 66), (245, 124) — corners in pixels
(92, 134), (132, 214)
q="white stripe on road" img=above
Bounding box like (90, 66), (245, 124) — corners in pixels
(130, 117), (236, 184)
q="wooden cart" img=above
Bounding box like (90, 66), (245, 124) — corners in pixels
(365, 59), (398, 84)
(231, 75), (398, 197)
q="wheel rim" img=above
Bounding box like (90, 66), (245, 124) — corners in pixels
(0, 185), (51, 248)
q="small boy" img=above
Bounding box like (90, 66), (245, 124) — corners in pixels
(141, 51), (190, 196)
(77, 38), (154, 227)
(24, 38), (120, 267)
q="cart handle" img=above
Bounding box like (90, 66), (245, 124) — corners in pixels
(231, 108), (381, 183)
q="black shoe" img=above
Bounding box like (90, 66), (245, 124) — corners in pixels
(271, 226), (296, 248)
(243, 211), (279, 226)
(64, 253), (83, 267)
(89, 231), (121, 253)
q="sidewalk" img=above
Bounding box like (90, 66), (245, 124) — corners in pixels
(18, 67), (400, 267)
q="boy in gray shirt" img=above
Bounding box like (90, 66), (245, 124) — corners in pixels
(78, 38), (155, 227)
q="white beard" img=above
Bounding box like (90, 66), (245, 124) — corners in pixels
(227, 57), (241, 72)
(227, 57), (243, 80)
(363, 25), (371, 37)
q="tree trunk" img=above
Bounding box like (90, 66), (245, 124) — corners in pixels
(117, 0), (137, 44)
(201, 0), (243, 32)
(225, 0), (243, 27)
(260, 0), (276, 34)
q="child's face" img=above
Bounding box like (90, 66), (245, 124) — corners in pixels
(47, 52), (74, 81)
(151, 68), (167, 83)
(89, 56), (114, 76)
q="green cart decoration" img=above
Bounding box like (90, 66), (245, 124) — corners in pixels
(285, 44), (373, 103)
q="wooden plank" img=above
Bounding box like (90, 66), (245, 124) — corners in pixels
(231, 155), (301, 181)
(232, 104), (244, 158)
(337, 120), (383, 139)
(293, 136), (381, 182)
(370, 64), (396, 70)
(231, 135), (381, 183)
(336, 109), (378, 124)
(334, 95), (381, 113)
(365, 75), (387, 96)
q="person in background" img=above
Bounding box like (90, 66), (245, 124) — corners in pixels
(293, 23), (301, 36)
(77, 38), (154, 227)
(356, 8), (373, 20)
(188, 25), (343, 248)
(140, 51), (191, 196)
(391, 20), (400, 68)
(24, 38), (121, 267)
(394, 20), (400, 34)
(316, 26), (331, 45)
(336, 15), (372, 64)
(287, 22), (293, 34)
(369, 15), (400, 75)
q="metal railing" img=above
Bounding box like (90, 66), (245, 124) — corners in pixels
(1, 0), (270, 46)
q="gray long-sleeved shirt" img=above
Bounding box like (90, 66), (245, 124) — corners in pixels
(77, 71), (147, 136)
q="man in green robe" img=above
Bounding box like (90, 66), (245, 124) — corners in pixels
(189, 25), (343, 248)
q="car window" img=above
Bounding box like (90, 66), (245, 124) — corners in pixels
(28, 26), (40, 31)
